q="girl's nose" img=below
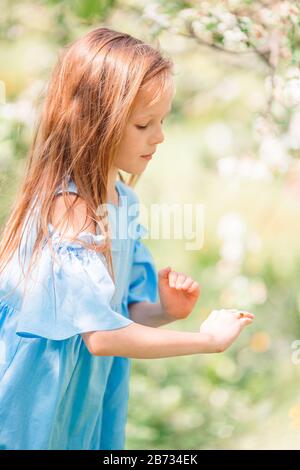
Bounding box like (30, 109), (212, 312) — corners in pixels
(151, 128), (164, 146)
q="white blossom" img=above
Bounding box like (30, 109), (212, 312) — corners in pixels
(259, 8), (278, 26)
(249, 280), (267, 304)
(276, 1), (294, 19)
(286, 111), (300, 149)
(216, 12), (237, 33)
(204, 122), (234, 156)
(177, 8), (198, 21)
(217, 155), (272, 181)
(143, 3), (170, 28)
(283, 78), (300, 107)
(220, 240), (245, 264)
(259, 134), (291, 172)
(223, 28), (248, 49)
(209, 388), (229, 408)
(217, 156), (237, 177)
(1, 100), (36, 128)
(191, 20), (205, 35)
(225, 276), (267, 307)
(286, 67), (300, 80)
(218, 213), (246, 240)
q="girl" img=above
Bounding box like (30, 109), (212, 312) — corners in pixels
(0, 27), (254, 450)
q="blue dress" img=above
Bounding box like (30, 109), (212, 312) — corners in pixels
(0, 176), (158, 450)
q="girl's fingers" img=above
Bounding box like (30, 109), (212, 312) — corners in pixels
(238, 311), (254, 319)
(167, 270), (200, 292)
(168, 271), (177, 288)
(181, 276), (194, 290)
(187, 281), (200, 293)
(226, 309), (241, 319)
(239, 317), (254, 327)
(159, 266), (172, 280)
(226, 309), (254, 320)
(175, 273), (186, 289)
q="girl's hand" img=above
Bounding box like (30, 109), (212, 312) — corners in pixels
(158, 266), (201, 320)
(199, 309), (255, 353)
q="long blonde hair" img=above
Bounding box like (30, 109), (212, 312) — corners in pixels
(0, 26), (174, 299)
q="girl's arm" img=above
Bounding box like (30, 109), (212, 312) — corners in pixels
(128, 301), (177, 327)
(81, 309), (254, 359)
(82, 323), (215, 358)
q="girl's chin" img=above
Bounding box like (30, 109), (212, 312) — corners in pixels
(118, 158), (151, 175)
(120, 167), (146, 176)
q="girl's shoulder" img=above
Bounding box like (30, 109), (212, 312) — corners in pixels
(56, 176), (140, 211)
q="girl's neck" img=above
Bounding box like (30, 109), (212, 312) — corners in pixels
(107, 186), (119, 206)
(107, 169), (120, 206)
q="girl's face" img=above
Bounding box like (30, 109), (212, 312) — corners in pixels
(114, 77), (175, 175)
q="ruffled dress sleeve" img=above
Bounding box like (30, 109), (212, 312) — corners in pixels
(16, 225), (134, 340)
(127, 222), (159, 306)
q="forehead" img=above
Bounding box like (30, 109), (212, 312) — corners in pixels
(132, 75), (175, 116)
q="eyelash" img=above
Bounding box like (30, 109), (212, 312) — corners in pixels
(137, 120), (164, 130)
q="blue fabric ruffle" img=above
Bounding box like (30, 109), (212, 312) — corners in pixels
(15, 224), (134, 340)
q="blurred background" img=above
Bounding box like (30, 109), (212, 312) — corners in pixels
(1, 0), (300, 450)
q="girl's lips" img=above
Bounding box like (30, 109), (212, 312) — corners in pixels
(141, 154), (153, 160)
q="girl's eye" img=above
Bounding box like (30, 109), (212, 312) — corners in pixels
(136, 120), (164, 130)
